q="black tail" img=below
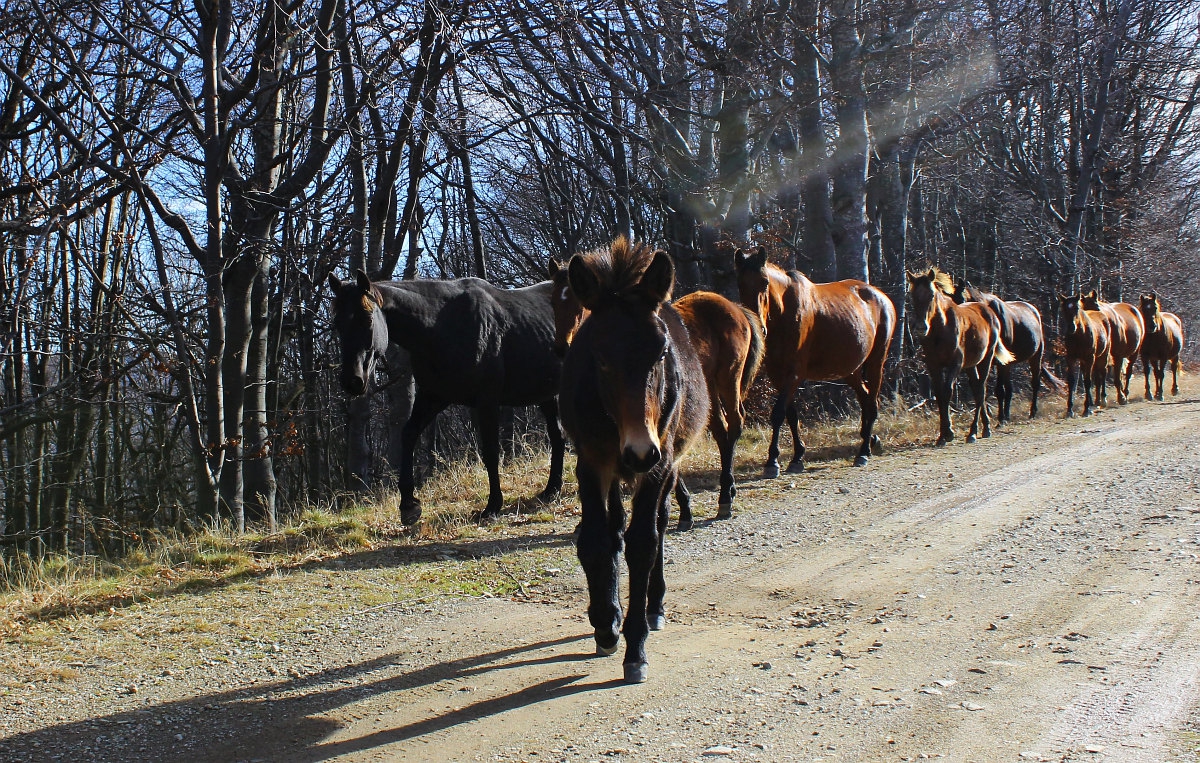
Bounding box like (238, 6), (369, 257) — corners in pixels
(1040, 365), (1067, 394)
(739, 305), (765, 400)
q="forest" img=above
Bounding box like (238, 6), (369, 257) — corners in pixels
(2, 0), (1198, 558)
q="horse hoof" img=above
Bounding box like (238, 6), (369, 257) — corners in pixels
(623, 662), (648, 684)
(536, 487), (561, 503)
(1066, 410), (1076, 419)
(1145, 392), (1153, 401)
(980, 430), (991, 439)
(785, 461), (805, 475)
(676, 519), (694, 532)
(472, 509), (502, 524)
(870, 436), (885, 456)
(1157, 394), (1165, 401)
(595, 634), (620, 657)
(935, 438), (947, 447)
(763, 463), (780, 479)
(716, 504), (733, 520)
(966, 434), (977, 444)
(400, 503), (422, 525)
(853, 455), (869, 468)
(1172, 389), (1179, 396)
(649, 614), (666, 631)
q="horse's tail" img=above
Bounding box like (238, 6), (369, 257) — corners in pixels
(739, 305), (766, 400)
(1040, 365), (1067, 394)
(993, 337), (1017, 366)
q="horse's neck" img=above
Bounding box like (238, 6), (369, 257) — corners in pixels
(773, 267), (811, 309)
(376, 283), (439, 347)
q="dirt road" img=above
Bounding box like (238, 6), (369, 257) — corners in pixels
(4, 393), (1200, 762)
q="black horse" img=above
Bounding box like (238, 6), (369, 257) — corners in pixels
(559, 239), (710, 684)
(327, 270), (565, 524)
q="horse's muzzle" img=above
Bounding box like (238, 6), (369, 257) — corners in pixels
(622, 444), (661, 473)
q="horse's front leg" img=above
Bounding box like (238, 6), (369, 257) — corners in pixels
(537, 398), (565, 502)
(1065, 360), (1078, 418)
(397, 392), (449, 524)
(648, 470), (675, 628)
(785, 400), (806, 474)
(472, 403), (504, 520)
(763, 390), (791, 478)
(1082, 363), (1095, 416)
(622, 465), (672, 684)
(576, 462), (622, 656)
(1155, 360), (1166, 401)
(936, 361), (961, 445)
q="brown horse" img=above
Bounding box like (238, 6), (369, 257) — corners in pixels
(951, 279), (1056, 422)
(1138, 293), (1184, 400)
(735, 247), (895, 475)
(558, 239), (709, 684)
(908, 268), (1016, 445)
(1058, 293), (1111, 417)
(549, 259), (764, 526)
(1081, 290), (1145, 405)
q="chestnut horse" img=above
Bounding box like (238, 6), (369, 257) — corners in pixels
(1058, 293), (1111, 417)
(908, 268), (1015, 445)
(1138, 293), (1184, 400)
(549, 260), (763, 527)
(951, 280), (1055, 422)
(1081, 290), (1145, 405)
(735, 247), (895, 475)
(559, 239), (710, 684)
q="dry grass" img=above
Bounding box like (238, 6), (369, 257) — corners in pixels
(0, 377), (1101, 636)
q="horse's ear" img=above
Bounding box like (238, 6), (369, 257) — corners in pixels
(548, 258), (561, 276)
(1148, 292), (1157, 302)
(906, 270), (919, 284)
(1085, 289), (1097, 299)
(733, 248), (747, 271)
(747, 247), (768, 270)
(355, 269), (372, 291)
(638, 250), (675, 305)
(327, 273), (343, 292)
(568, 255), (602, 310)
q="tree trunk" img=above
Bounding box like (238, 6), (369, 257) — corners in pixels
(828, 0), (870, 282)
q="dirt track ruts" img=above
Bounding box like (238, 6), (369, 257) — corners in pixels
(3, 393), (1200, 763)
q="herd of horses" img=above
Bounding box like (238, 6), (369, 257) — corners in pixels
(328, 239), (1185, 684)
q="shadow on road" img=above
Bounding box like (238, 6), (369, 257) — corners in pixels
(0, 631), (619, 762)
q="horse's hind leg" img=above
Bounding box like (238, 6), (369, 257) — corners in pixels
(1171, 357), (1180, 395)
(996, 364), (1013, 424)
(847, 374), (878, 467)
(1114, 358), (1128, 404)
(576, 463), (622, 656)
(675, 477), (694, 531)
(397, 391), (449, 524)
(472, 403), (504, 520)
(1123, 356), (1136, 402)
(1028, 349), (1042, 418)
(622, 467), (673, 684)
(965, 364), (989, 443)
(785, 401), (806, 474)
(537, 398), (565, 502)
(1155, 360), (1166, 401)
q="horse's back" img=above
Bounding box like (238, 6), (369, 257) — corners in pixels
(1001, 299), (1044, 361)
(775, 279), (891, 382)
(662, 304), (712, 461)
(673, 291), (753, 376)
(413, 278), (559, 405)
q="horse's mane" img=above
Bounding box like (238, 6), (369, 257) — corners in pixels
(575, 236), (667, 301)
(927, 267), (956, 296)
